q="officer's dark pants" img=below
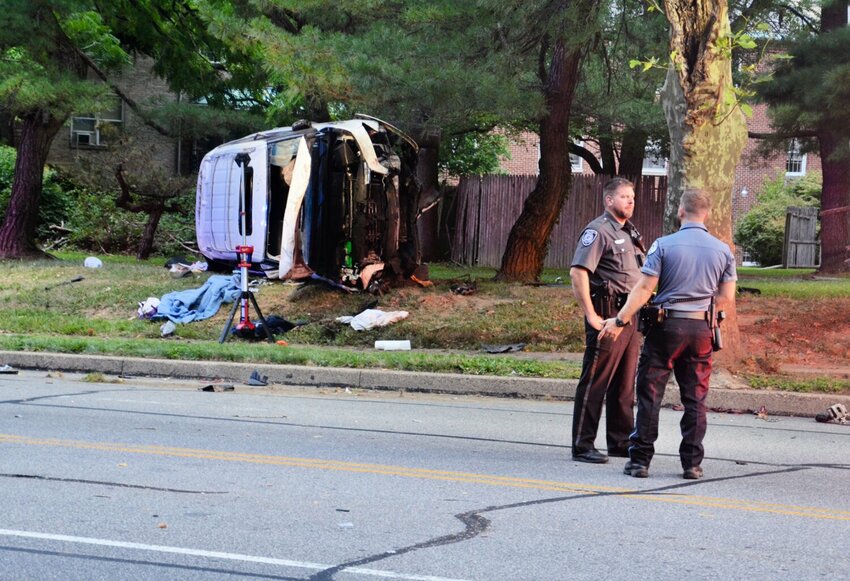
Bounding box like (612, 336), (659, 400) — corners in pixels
(629, 319), (713, 470)
(572, 318), (640, 455)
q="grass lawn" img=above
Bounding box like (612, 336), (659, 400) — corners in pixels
(1, 253), (847, 391)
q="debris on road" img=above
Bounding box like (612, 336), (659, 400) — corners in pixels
(482, 343), (526, 354)
(246, 370), (269, 386)
(815, 403), (848, 424)
(199, 384), (235, 392)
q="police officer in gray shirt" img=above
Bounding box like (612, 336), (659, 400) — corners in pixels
(599, 189), (737, 479)
(569, 177), (646, 464)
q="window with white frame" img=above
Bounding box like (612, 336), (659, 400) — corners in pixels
(70, 96), (124, 147)
(570, 140), (584, 173)
(642, 146), (667, 176)
(785, 139), (807, 176)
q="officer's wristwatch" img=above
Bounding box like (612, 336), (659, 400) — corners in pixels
(615, 316), (629, 327)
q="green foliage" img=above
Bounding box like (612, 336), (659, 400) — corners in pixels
(747, 374), (850, 394)
(759, 23), (850, 159)
(439, 133), (509, 178)
(734, 172), (821, 266)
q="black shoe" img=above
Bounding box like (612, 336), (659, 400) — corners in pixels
(572, 449), (609, 464)
(607, 447), (630, 458)
(623, 461), (649, 478)
(683, 466), (704, 480)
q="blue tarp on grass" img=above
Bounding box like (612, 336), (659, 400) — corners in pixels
(153, 274), (241, 324)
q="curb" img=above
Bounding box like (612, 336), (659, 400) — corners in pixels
(1, 350), (848, 419)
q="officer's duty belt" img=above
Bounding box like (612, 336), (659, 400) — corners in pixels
(665, 310), (707, 320)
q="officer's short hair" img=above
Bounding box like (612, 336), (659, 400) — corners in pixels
(602, 177), (634, 200)
(680, 189), (712, 215)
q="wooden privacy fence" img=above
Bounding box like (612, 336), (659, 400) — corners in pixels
(451, 174), (668, 268)
(783, 206), (820, 268)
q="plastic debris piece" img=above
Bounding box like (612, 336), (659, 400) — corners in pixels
(815, 403), (848, 424)
(159, 321), (176, 337)
(246, 370), (269, 386)
(336, 309), (408, 331)
(138, 297), (161, 319)
(374, 340), (411, 351)
(83, 256), (103, 268)
(0, 364), (18, 374)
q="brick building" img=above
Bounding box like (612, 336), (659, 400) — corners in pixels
(501, 110), (821, 255)
(47, 56), (186, 176)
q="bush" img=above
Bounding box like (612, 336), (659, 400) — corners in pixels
(2, 143), (196, 257)
(735, 172), (821, 266)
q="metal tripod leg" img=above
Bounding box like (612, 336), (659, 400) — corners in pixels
(248, 292), (275, 343)
(219, 298), (241, 343)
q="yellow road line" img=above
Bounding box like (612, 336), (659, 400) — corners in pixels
(2, 434), (848, 521)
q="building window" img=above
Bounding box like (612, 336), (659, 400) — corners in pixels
(641, 140), (668, 176)
(785, 139), (807, 176)
(570, 140), (583, 173)
(70, 96), (124, 148)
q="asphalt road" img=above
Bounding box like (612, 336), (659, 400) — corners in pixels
(1, 371), (848, 580)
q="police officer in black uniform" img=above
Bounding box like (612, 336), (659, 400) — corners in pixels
(569, 177), (646, 464)
(599, 189), (737, 479)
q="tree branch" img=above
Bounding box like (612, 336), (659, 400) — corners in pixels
(570, 142), (604, 174)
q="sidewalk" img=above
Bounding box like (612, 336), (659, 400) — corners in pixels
(1, 349), (848, 419)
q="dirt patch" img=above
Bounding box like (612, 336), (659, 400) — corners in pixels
(737, 296), (850, 378)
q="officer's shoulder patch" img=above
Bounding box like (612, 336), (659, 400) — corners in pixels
(580, 229), (598, 247)
(647, 240), (659, 255)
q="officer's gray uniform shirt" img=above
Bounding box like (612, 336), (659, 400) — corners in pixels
(571, 212), (644, 295)
(642, 223), (737, 311)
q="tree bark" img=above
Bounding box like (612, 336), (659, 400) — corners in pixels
(661, 0), (748, 363)
(495, 39), (583, 282)
(596, 120), (617, 174)
(618, 127), (649, 177)
(414, 130), (440, 262)
(137, 206), (165, 260)
(0, 110), (65, 259)
(815, 1), (850, 273)
(817, 131), (850, 272)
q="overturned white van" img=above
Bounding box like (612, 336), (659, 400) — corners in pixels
(195, 115), (425, 288)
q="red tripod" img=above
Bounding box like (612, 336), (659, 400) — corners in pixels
(219, 245), (274, 343)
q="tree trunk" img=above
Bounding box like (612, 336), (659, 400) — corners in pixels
(137, 205), (165, 260)
(618, 127), (648, 177)
(597, 120), (617, 174)
(816, 1), (850, 273)
(495, 39), (583, 282)
(414, 131), (441, 262)
(0, 110), (65, 259)
(661, 0), (748, 363)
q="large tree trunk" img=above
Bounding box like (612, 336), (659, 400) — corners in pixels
(818, 132), (850, 273)
(0, 110), (65, 259)
(816, 1), (850, 273)
(661, 0), (748, 363)
(618, 127), (649, 178)
(597, 120), (617, 174)
(414, 130), (441, 262)
(495, 40), (583, 282)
